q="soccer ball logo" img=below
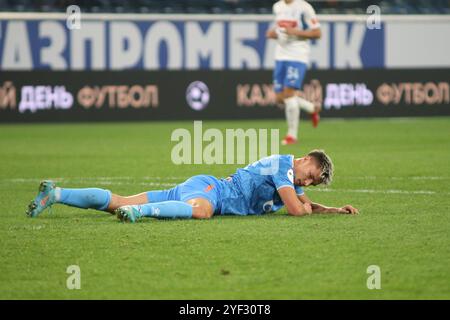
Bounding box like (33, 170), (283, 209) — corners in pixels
(186, 81), (210, 111)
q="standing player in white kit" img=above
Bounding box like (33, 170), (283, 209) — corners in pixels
(266, 0), (322, 145)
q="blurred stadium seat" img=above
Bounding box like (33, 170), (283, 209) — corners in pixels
(0, 0), (448, 14)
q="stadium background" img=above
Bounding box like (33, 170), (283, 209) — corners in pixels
(0, 0), (449, 300)
(1, 0), (449, 121)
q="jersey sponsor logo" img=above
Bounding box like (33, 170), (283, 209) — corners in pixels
(287, 169), (294, 184)
(277, 20), (298, 28)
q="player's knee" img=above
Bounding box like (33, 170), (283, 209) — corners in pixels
(192, 204), (213, 219)
(283, 88), (296, 99)
(276, 93), (284, 104)
(192, 206), (213, 219)
(187, 199), (214, 219)
(106, 194), (121, 212)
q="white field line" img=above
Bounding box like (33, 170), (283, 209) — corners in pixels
(341, 176), (450, 181)
(4, 179), (178, 188)
(3, 175), (450, 183)
(4, 177), (186, 183)
(310, 188), (439, 195)
(1, 177), (448, 196)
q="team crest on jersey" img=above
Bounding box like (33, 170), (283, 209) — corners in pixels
(287, 169), (294, 184)
(263, 200), (274, 213)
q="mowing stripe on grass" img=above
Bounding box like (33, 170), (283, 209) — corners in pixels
(3, 177), (448, 196)
(4, 175), (449, 183)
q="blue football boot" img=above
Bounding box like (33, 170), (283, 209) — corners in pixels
(26, 180), (57, 218)
(115, 205), (142, 223)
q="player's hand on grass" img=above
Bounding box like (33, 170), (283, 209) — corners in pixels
(339, 205), (359, 215)
(303, 203), (313, 215)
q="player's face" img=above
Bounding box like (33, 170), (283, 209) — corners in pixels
(295, 157), (322, 187)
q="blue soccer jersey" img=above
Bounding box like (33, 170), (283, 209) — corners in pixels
(217, 154), (304, 215)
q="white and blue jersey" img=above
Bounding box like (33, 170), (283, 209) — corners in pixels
(146, 155), (304, 216)
(271, 0), (320, 93)
(218, 154), (304, 215)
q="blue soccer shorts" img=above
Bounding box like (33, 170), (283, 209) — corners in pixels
(273, 60), (308, 93)
(146, 175), (221, 214)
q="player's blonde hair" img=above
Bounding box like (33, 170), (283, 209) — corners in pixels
(308, 149), (334, 185)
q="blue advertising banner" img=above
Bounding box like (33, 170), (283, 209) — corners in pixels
(0, 18), (385, 70)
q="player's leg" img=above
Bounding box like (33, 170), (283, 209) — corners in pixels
(115, 196), (214, 223)
(283, 61), (314, 113)
(115, 175), (218, 223)
(106, 193), (149, 212)
(115, 200), (194, 223)
(274, 61), (297, 145)
(273, 60), (286, 108)
(281, 61), (319, 143)
(277, 61), (303, 144)
(26, 180), (154, 217)
(26, 180), (112, 217)
(114, 179), (192, 222)
(186, 197), (214, 219)
(178, 175), (218, 219)
(287, 61), (320, 127)
(107, 188), (179, 212)
(283, 85), (301, 145)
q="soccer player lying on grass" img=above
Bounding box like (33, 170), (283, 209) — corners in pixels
(26, 149), (358, 223)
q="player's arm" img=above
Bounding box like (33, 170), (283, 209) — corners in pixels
(297, 194), (359, 215)
(285, 3), (321, 40)
(278, 187), (312, 216)
(266, 3), (278, 39)
(266, 28), (278, 39)
(285, 27), (321, 40)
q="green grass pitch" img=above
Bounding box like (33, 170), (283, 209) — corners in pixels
(0, 117), (449, 299)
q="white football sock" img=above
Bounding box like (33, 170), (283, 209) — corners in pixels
(284, 96), (300, 139)
(296, 96), (315, 113)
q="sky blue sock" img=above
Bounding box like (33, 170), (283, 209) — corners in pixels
(138, 201), (193, 219)
(55, 187), (111, 211)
